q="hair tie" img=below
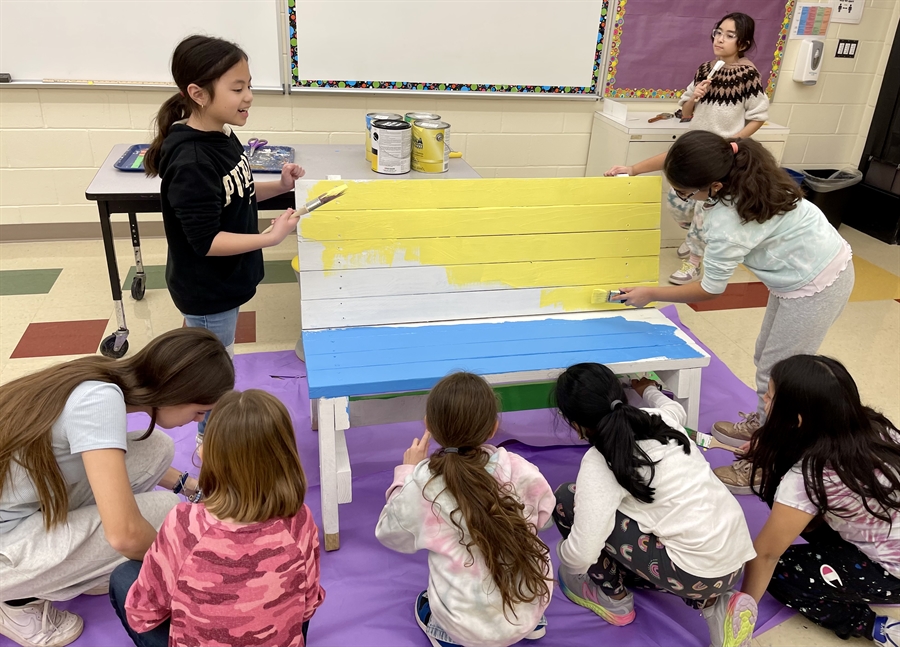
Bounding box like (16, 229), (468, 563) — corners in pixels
(443, 447), (460, 454)
(610, 399), (623, 412)
(730, 141), (739, 154)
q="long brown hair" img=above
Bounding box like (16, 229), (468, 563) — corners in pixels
(199, 389), (306, 524)
(664, 130), (803, 224)
(424, 372), (551, 619)
(144, 35), (247, 176)
(0, 328), (234, 530)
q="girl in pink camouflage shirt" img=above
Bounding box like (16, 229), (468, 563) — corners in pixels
(110, 389), (324, 647)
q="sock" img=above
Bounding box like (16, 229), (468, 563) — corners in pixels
(688, 254), (702, 267)
(3, 598), (38, 607)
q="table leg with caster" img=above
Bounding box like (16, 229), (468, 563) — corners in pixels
(128, 211), (146, 301)
(97, 200), (130, 358)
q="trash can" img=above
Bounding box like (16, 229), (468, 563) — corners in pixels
(798, 168), (863, 229)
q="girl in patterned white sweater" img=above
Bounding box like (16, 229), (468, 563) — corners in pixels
(739, 355), (900, 646)
(606, 12), (769, 286)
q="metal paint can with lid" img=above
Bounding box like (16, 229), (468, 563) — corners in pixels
(411, 120), (451, 173)
(371, 120), (411, 175)
(404, 112), (441, 126)
(365, 112), (402, 161)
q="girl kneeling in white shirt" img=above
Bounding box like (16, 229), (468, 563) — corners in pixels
(553, 363), (757, 647)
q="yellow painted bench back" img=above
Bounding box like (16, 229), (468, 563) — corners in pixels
(296, 176), (661, 330)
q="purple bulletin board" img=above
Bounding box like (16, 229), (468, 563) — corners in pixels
(604, 0), (795, 99)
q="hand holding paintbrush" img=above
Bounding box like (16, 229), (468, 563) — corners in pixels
(261, 183), (348, 234)
(693, 59), (725, 103)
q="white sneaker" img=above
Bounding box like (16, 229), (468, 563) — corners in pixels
(0, 600), (83, 647)
(669, 260), (701, 285)
(677, 241), (691, 259)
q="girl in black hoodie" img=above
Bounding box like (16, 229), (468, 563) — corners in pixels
(145, 35), (302, 364)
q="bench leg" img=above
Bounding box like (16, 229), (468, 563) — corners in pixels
(657, 367), (702, 431)
(318, 397), (350, 551)
(310, 400), (318, 431)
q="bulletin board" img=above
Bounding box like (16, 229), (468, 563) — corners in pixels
(604, 0), (796, 99)
(287, 0), (609, 95)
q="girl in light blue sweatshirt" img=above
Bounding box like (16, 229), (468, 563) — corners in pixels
(616, 130), (854, 493)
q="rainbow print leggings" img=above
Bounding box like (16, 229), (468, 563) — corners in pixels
(553, 482), (742, 609)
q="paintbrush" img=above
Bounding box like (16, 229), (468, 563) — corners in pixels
(591, 288), (624, 304)
(685, 427), (739, 453)
(261, 184), (348, 234)
(694, 60), (725, 102)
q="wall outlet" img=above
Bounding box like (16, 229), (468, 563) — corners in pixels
(836, 39), (859, 58)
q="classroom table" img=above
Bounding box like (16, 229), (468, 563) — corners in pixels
(85, 144), (480, 358)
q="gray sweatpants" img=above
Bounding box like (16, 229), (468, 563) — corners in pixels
(0, 432), (179, 602)
(754, 261), (855, 416)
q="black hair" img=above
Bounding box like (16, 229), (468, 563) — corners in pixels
(745, 355), (900, 523)
(145, 35), (247, 176)
(664, 130), (803, 224)
(554, 363), (690, 504)
(715, 12), (757, 57)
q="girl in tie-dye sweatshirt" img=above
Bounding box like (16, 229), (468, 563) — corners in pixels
(111, 389), (324, 647)
(376, 372), (555, 647)
(740, 355), (900, 645)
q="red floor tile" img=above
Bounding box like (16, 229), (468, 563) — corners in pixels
(181, 311), (256, 344)
(235, 311), (256, 344)
(688, 282), (771, 312)
(11, 320), (110, 359)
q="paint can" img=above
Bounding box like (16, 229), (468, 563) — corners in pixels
(365, 112), (402, 161)
(404, 112), (441, 126)
(371, 120), (411, 175)
(411, 120), (451, 173)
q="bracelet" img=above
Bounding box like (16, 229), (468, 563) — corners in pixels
(172, 471), (189, 495)
(188, 488), (203, 504)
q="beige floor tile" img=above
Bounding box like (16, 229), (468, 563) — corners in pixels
(841, 226), (900, 276)
(754, 613), (871, 647)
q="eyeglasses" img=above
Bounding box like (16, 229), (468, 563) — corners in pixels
(674, 188), (701, 202)
(711, 28), (738, 41)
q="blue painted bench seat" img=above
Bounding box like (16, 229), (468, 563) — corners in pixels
(303, 316), (706, 399)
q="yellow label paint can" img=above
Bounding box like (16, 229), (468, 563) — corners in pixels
(412, 120), (451, 173)
(371, 120), (411, 175)
(365, 112), (402, 161)
(404, 112), (441, 126)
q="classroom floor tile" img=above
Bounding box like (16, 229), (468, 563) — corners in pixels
(688, 281), (771, 312)
(123, 264), (168, 291)
(0, 268), (62, 295)
(11, 319), (109, 359)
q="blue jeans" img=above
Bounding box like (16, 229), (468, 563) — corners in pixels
(109, 561), (168, 647)
(182, 307), (239, 357)
(110, 560), (309, 647)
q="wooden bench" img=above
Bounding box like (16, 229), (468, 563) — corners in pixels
(295, 176), (709, 550)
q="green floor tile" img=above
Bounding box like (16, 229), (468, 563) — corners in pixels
(262, 259), (299, 285)
(122, 265), (168, 291)
(0, 268), (62, 295)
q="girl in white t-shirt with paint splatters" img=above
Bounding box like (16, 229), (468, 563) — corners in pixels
(552, 363), (758, 647)
(740, 355), (900, 646)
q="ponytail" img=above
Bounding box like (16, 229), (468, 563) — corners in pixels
(144, 35), (248, 177)
(144, 93), (187, 177)
(664, 130), (803, 224)
(554, 363), (690, 504)
(424, 373), (551, 619)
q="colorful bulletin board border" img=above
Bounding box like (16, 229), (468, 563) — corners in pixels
(604, 0), (795, 100)
(287, 0), (608, 94)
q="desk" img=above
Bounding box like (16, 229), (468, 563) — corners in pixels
(585, 110), (790, 246)
(85, 144), (480, 358)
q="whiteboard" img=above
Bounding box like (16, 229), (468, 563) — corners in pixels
(0, 0), (283, 89)
(290, 0), (607, 94)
